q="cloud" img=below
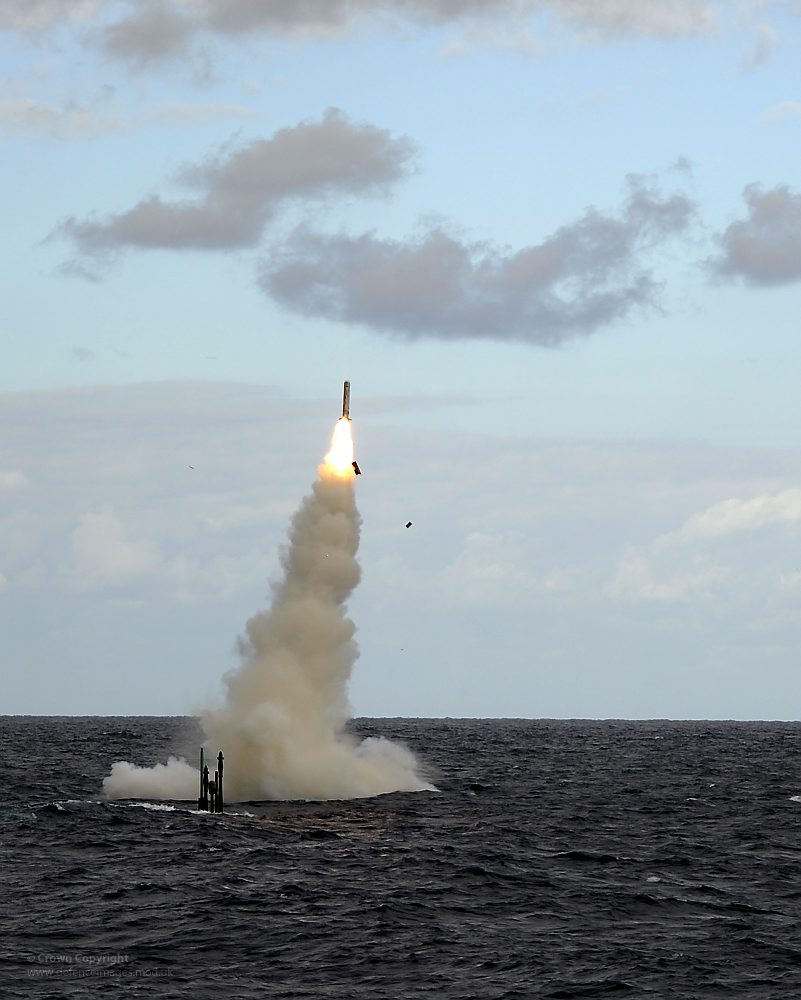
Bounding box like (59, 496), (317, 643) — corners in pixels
(607, 487), (801, 603)
(180, 0), (726, 43)
(259, 174), (696, 345)
(677, 488), (801, 540)
(441, 24), (546, 58)
(97, 2), (194, 65)
(761, 100), (801, 123)
(187, 0), (359, 38)
(741, 22), (777, 72)
(710, 183), (801, 285)
(0, 98), (120, 137)
(0, 96), (258, 139)
(545, 0), (721, 39)
(437, 530), (533, 605)
(606, 546), (729, 603)
(0, 0), (728, 60)
(143, 102), (261, 125)
(58, 109), (415, 255)
(165, 550), (277, 604)
(71, 507), (162, 589)
(0, 382), (322, 601)
(0, 0), (103, 32)
(0, 471), (28, 491)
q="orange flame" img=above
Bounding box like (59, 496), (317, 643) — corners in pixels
(323, 418), (355, 478)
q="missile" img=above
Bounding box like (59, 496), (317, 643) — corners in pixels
(342, 380), (351, 420)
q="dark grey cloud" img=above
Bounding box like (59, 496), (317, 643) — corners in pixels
(172, 0), (726, 41)
(1, 1), (725, 60)
(98, 2), (194, 65)
(0, 1), (104, 32)
(710, 184), (801, 286)
(258, 175), (696, 346)
(201, 0), (533, 34)
(58, 109), (415, 254)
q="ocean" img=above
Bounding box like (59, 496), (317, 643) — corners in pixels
(3, 716), (801, 998)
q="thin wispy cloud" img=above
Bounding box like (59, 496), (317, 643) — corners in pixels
(143, 102), (261, 125)
(547, 0), (722, 40)
(761, 100), (801, 123)
(0, 96), (258, 138)
(0, 98), (121, 137)
(741, 22), (778, 72)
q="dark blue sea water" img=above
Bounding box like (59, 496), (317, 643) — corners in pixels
(3, 716), (801, 998)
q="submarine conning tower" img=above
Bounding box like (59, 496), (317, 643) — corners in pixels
(197, 747), (224, 813)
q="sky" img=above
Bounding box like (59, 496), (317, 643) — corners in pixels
(3, 0), (801, 719)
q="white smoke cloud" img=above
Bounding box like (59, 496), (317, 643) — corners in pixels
(104, 427), (433, 802)
(103, 756), (199, 800)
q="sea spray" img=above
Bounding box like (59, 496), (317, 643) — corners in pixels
(104, 420), (433, 801)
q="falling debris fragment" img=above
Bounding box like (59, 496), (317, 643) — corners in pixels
(352, 461), (361, 475)
(406, 521), (412, 528)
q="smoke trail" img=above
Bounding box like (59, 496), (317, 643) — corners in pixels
(103, 420), (433, 801)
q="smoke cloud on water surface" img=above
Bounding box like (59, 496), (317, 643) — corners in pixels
(103, 418), (434, 802)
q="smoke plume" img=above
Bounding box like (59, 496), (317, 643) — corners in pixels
(103, 419), (433, 801)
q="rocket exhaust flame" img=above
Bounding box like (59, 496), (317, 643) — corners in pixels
(324, 417), (355, 477)
(102, 384), (433, 803)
